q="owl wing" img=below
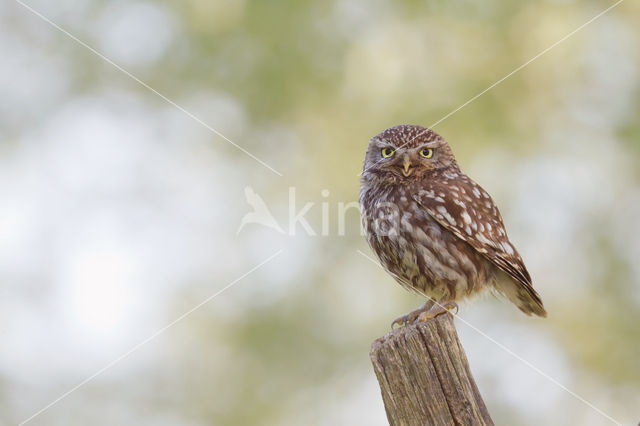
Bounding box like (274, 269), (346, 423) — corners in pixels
(413, 173), (545, 315)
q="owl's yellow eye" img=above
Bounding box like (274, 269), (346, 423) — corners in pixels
(420, 148), (433, 158)
(381, 147), (395, 158)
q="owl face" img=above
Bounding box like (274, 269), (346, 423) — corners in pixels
(362, 125), (458, 183)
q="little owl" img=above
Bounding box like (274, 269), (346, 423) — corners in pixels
(360, 124), (546, 326)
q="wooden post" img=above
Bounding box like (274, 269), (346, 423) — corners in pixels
(370, 313), (494, 426)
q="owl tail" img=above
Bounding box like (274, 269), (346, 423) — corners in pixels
(495, 277), (547, 317)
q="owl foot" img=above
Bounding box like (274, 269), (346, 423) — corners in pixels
(415, 301), (458, 323)
(390, 300), (435, 329)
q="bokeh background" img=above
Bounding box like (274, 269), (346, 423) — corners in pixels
(1, 0), (639, 425)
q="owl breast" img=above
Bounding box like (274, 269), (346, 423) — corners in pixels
(360, 185), (496, 302)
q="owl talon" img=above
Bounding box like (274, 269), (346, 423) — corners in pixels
(390, 300), (436, 329)
(390, 315), (409, 329)
(443, 301), (459, 315)
(391, 312), (421, 329)
(414, 301), (459, 323)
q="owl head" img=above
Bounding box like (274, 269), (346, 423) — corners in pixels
(362, 124), (459, 184)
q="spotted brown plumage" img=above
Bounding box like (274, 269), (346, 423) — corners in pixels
(360, 124), (546, 322)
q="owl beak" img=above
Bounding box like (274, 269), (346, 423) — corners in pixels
(402, 155), (413, 177)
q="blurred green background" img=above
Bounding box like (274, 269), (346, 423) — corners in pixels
(1, 0), (639, 425)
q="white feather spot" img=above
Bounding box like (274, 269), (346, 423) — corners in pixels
(461, 211), (472, 224)
(435, 206), (456, 226)
(479, 234), (503, 251)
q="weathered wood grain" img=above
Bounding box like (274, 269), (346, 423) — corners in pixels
(370, 314), (493, 426)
